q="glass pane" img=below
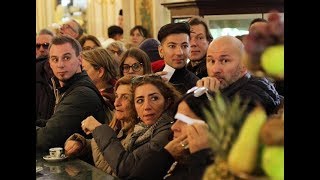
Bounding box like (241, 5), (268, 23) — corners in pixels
(204, 14), (262, 39)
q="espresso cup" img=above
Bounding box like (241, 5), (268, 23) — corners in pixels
(49, 147), (63, 158)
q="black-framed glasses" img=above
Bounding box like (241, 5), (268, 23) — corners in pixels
(131, 74), (162, 85)
(36, 43), (50, 50)
(186, 86), (213, 100)
(121, 62), (143, 73)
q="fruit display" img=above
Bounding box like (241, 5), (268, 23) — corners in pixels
(260, 113), (284, 180)
(228, 106), (267, 175)
(243, 11), (284, 79)
(261, 45), (284, 78)
(203, 10), (284, 180)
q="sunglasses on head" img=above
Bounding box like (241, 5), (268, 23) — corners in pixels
(121, 62), (143, 73)
(36, 43), (50, 50)
(131, 74), (163, 84)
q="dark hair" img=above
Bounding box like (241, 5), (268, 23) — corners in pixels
(188, 16), (213, 43)
(49, 35), (82, 56)
(130, 25), (148, 38)
(138, 38), (162, 62)
(119, 47), (152, 77)
(249, 18), (268, 27)
(157, 22), (190, 43)
(173, 92), (212, 122)
(78, 34), (102, 48)
(108, 25), (124, 38)
(131, 74), (182, 112)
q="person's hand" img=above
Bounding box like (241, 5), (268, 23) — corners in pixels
(155, 71), (169, 82)
(164, 134), (188, 160)
(64, 140), (82, 157)
(186, 122), (210, 154)
(196, 77), (220, 92)
(81, 116), (102, 135)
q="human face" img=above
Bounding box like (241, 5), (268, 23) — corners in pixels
(249, 22), (268, 37)
(134, 84), (166, 126)
(36, 34), (53, 58)
(114, 84), (132, 121)
(59, 21), (79, 39)
(83, 40), (99, 51)
(122, 57), (144, 76)
(206, 37), (245, 89)
(158, 33), (190, 69)
(171, 101), (200, 139)
(189, 24), (210, 61)
(49, 43), (82, 86)
(130, 29), (146, 47)
(81, 59), (101, 86)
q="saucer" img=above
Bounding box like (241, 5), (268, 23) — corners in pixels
(36, 166), (43, 173)
(43, 154), (67, 162)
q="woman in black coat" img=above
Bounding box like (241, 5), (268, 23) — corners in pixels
(128, 87), (215, 180)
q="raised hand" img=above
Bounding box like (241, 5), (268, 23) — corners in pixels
(81, 115), (102, 135)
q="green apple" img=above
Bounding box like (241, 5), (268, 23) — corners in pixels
(261, 45), (284, 78)
(261, 146), (284, 180)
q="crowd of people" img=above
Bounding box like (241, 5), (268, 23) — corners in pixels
(36, 11), (284, 179)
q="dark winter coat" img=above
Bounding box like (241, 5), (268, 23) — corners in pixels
(36, 71), (111, 151)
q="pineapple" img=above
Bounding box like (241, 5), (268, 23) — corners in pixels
(202, 92), (248, 180)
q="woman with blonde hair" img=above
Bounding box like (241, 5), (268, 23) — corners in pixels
(81, 47), (119, 110)
(64, 76), (138, 175)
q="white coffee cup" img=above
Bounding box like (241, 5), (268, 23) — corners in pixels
(49, 147), (63, 158)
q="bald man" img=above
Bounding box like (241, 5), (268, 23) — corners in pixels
(197, 35), (281, 115)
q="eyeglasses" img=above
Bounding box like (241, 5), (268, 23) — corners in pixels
(186, 86), (213, 100)
(107, 48), (120, 55)
(131, 74), (162, 84)
(174, 113), (204, 125)
(121, 62), (143, 73)
(61, 24), (77, 32)
(36, 43), (50, 50)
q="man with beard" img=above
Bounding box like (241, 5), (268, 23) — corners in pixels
(196, 35), (281, 115)
(36, 35), (110, 152)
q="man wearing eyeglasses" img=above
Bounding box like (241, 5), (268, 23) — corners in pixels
(36, 29), (54, 60)
(197, 35), (281, 115)
(36, 29), (55, 121)
(59, 19), (84, 40)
